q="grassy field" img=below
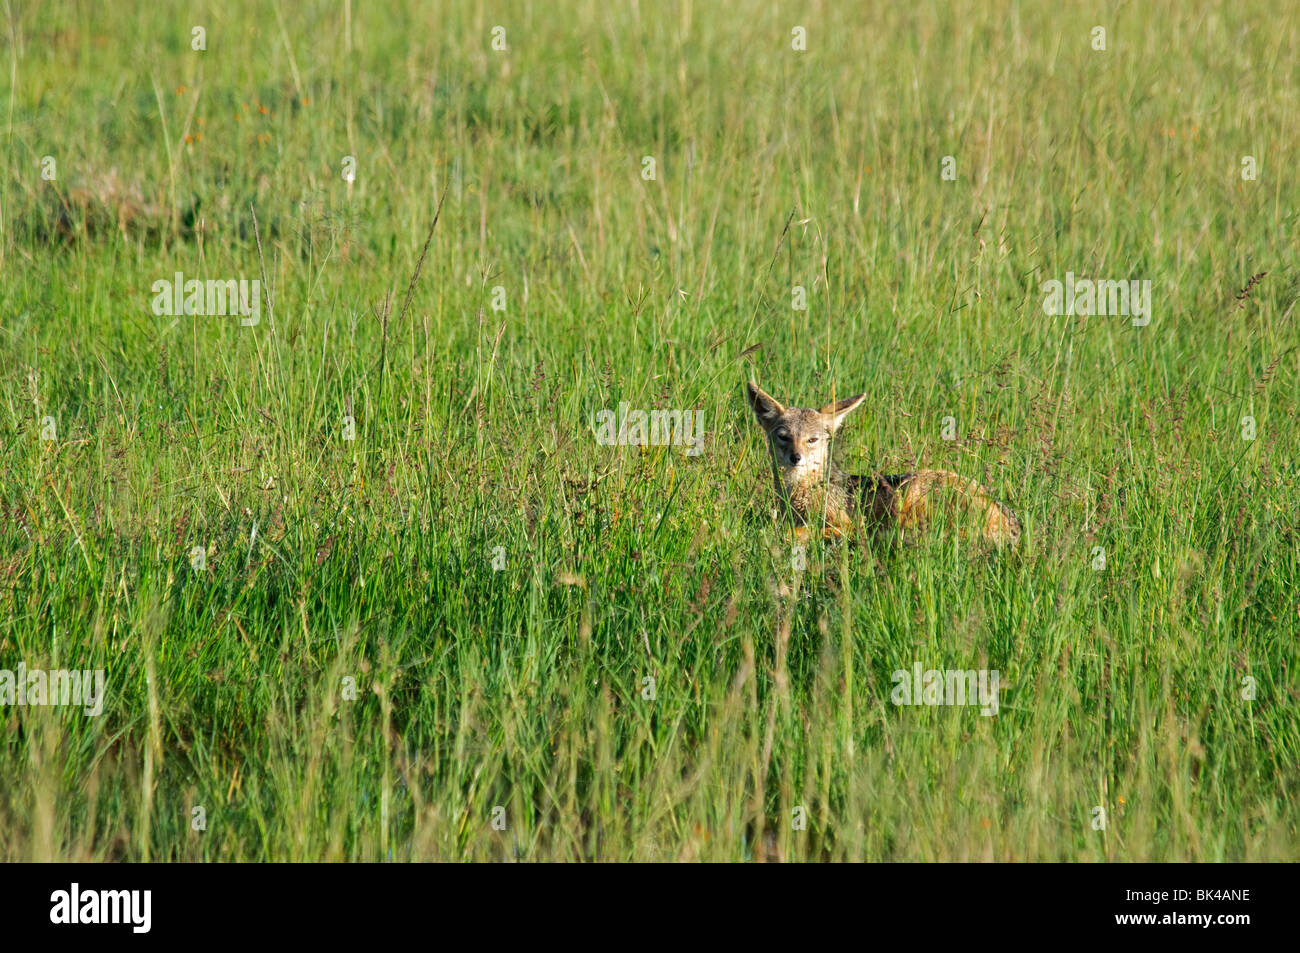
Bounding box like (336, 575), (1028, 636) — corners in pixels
(1, 0), (1297, 861)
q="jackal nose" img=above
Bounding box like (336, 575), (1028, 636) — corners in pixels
(789, 452), (801, 464)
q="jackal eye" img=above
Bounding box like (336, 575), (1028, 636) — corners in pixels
(806, 436), (819, 445)
(774, 430), (790, 441)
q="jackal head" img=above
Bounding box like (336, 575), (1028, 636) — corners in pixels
(746, 382), (865, 485)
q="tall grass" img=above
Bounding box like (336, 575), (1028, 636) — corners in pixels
(0, 0), (1296, 860)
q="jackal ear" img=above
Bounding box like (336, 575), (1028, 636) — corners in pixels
(746, 382), (785, 431)
(820, 393), (866, 432)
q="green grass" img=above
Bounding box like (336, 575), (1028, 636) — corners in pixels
(1, 0), (1297, 861)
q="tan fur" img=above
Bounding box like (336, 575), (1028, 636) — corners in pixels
(747, 382), (1021, 547)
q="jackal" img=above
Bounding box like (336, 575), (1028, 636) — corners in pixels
(746, 382), (1021, 546)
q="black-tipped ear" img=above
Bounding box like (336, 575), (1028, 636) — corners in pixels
(820, 393), (866, 432)
(746, 382), (785, 430)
